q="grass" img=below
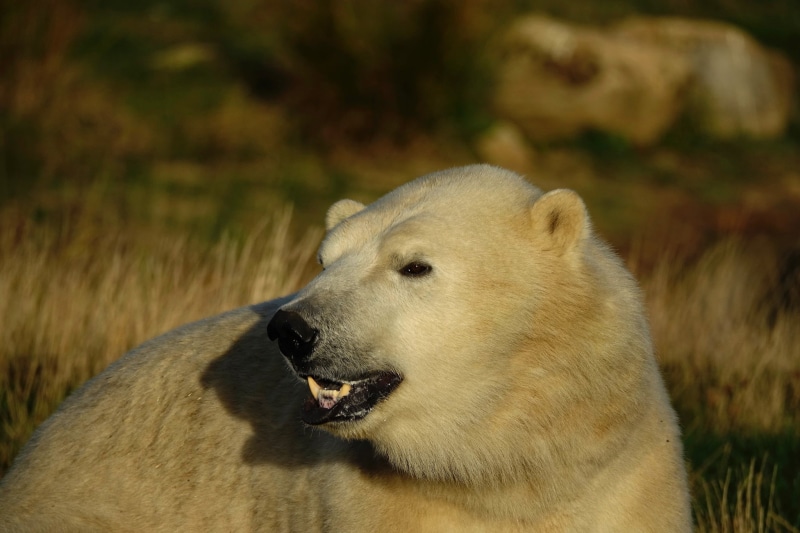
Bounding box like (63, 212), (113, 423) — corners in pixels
(2, 0), (799, 529)
(637, 239), (800, 435)
(1, 196), (799, 531)
(633, 239), (800, 530)
(0, 203), (321, 469)
(693, 456), (795, 533)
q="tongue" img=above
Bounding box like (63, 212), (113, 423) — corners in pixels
(307, 376), (352, 409)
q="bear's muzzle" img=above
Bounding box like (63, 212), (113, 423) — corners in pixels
(267, 309), (319, 370)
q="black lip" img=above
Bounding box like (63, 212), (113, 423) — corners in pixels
(301, 372), (403, 425)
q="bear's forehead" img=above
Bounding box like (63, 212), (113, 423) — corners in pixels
(384, 168), (539, 210)
(321, 210), (440, 261)
(320, 174), (537, 263)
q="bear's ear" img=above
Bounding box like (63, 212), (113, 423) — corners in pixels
(325, 199), (366, 231)
(530, 189), (589, 254)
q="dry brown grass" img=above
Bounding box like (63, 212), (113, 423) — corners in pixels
(692, 455), (798, 533)
(634, 239), (800, 531)
(637, 239), (800, 434)
(0, 204), (321, 471)
(1, 202), (798, 530)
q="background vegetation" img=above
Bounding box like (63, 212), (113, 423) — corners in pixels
(1, 0), (799, 530)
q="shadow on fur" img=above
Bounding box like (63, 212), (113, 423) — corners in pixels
(200, 302), (390, 474)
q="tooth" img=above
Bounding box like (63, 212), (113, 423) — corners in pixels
(307, 376), (321, 399)
(339, 383), (351, 397)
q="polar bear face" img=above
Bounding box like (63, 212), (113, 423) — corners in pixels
(267, 165), (646, 483)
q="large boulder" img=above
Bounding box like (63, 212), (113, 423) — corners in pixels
(492, 15), (796, 145)
(492, 15), (691, 146)
(614, 17), (795, 140)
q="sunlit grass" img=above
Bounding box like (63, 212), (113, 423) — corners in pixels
(692, 455), (799, 533)
(637, 239), (800, 435)
(1, 202), (798, 529)
(634, 239), (800, 530)
(2, 1), (799, 529)
(0, 204), (321, 470)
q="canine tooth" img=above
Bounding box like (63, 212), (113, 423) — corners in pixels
(307, 376), (321, 399)
(339, 383), (352, 397)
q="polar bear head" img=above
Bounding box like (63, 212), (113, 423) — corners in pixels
(267, 164), (652, 484)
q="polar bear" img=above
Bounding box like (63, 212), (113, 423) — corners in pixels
(0, 165), (691, 531)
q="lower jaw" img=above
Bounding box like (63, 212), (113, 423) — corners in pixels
(301, 399), (361, 425)
(316, 416), (375, 442)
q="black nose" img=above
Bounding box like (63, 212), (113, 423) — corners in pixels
(267, 309), (319, 366)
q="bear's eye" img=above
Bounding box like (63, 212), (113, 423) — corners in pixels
(398, 261), (432, 277)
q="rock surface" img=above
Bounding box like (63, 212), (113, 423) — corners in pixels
(492, 15), (795, 144)
(493, 15), (691, 146)
(614, 17), (795, 140)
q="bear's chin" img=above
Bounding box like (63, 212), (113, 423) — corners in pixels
(300, 371), (403, 425)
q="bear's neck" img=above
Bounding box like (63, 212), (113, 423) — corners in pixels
(348, 375), (668, 525)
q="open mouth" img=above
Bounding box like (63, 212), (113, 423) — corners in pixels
(300, 372), (403, 425)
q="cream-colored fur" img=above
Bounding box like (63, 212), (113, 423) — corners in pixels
(0, 165), (691, 532)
